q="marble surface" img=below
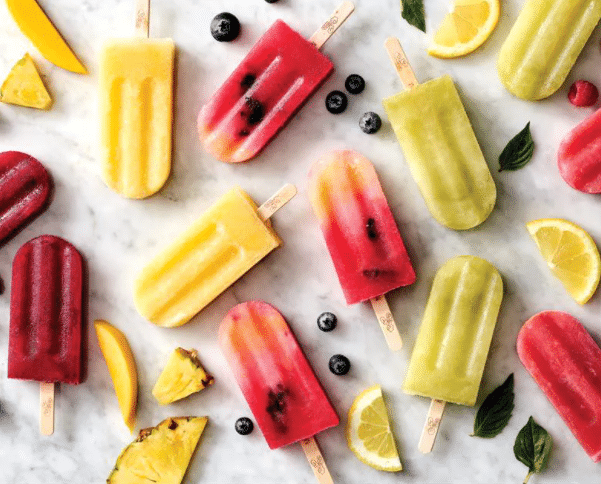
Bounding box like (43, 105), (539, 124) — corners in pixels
(1, 0), (601, 482)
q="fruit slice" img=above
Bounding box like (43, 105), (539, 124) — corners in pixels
(347, 384), (402, 472)
(527, 218), (601, 304)
(95, 320), (138, 432)
(0, 53), (52, 110)
(6, 0), (87, 74)
(428, 0), (500, 58)
(152, 348), (214, 405)
(108, 416), (208, 484)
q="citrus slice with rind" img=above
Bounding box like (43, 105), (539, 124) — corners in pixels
(527, 218), (601, 304)
(347, 385), (402, 472)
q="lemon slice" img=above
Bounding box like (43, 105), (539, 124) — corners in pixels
(347, 385), (402, 472)
(428, 0), (500, 58)
(527, 218), (601, 304)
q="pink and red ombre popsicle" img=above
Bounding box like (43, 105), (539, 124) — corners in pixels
(518, 311), (601, 462)
(198, 2), (354, 163)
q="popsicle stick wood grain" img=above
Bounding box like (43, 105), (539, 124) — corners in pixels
(135, 0), (150, 37)
(384, 37), (418, 89)
(300, 437), (335, 484)
(257, 184), (297, 221)
(40, 382), (55, 436)
(418, 399), (446, 453)
(370, 295), (403, 351)
(310, 1), (355, 49)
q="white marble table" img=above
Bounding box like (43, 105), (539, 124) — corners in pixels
(1, 0), (600, 482)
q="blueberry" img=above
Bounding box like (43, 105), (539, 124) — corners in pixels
(235, 417), (254, 435)
(329, 354), (351, 375)
(345, 74), (365, 94)
(325, 90), (348, 114)
(317, 312), (337, 332)
(359, 112), (382, 134)
(265, 0), (280, 3)
(211, 13), (240, 42)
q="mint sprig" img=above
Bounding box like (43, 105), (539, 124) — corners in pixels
(401, 0), (426, 32)
(514, 417), (553, 484)
(472, 374), (514, 438)
(499, 122), (534, 171)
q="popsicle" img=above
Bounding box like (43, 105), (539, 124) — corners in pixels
(219, 301), (338, 483)
(134, 184), (296, 327)
(517, 311), (601, 462)
(403, 255), (503, 453)
(198, 2), (355, 163)
(0, 151), (52, 245)
(308, 149), (415, 351)
(498, 0), (601, 101)
(8, 235), (85, 435)
(558, 108), (601, 193)
(99, 0), (175, 198)
(382, 38), (496, 230)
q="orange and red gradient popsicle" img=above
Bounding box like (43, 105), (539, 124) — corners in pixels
(558, 108), (601, 193)
(518, 311), (601, 462)
(198, 2), (354, 163)
(0, 151), (52, 245)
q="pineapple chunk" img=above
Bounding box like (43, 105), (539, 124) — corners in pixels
(0, 53), (52, 109)
(108, 416), (208, 484)
(152, 348), (214, 405)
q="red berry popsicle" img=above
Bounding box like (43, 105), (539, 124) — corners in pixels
(198, 2), (354, 163)
(0, 151), (52, 244)
(219, 301), (338, 482)
(8, 235), (85, 435)
(518, 311), (601, 462)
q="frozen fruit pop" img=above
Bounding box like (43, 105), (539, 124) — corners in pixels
(403, 256), (503, 453)
(558, 108), (601, 193)
(219, 301), (338, 481)
(498, 0), (601, 101)
(308, 149), (415, 350)
(382, 38), (496, 230)
(198, 2), (354, 163)
(8, 235), (85, 435)
(134, 184), (296, 327)
(0, 151), (52, 245)
(99, 0), (175, 198)
(518, 311), (601, 462)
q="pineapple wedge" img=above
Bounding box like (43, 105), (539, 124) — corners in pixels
(0, 53), (52, 109)
(108, 416), (208, 484)
(153, 348), (214, 405)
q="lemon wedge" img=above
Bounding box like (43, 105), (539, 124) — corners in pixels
(347, 385), (402, 472)
(527, 218), (601, 304)
(428, 0), (500, 58)
(95, 320), (138, 432)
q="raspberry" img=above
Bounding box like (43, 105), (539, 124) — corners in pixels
(568, 80), (599, 107)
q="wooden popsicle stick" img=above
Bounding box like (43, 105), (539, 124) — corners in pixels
(40, 382), (55, 436)
(309, 1), (355, 50)
(257, 184), (297, 221)
(369, 295), (402, 351)
(300, 437), (334, 484)
(135, 0), (150, 38)
(384, 37), (419, 90)
(418, 399), (446, 454)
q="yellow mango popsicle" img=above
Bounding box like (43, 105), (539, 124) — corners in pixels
(498, 0), (601, 101)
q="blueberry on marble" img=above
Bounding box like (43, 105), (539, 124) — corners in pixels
(235, 417), (254, 435)
(265, 0), (280, 3)
(317, 312), (337, 332)
(359, 112), (382, 134)
(325, 90), (348, 114)
(211, 13), (240, 42)
(345, 74), (365, 94)
(329, 354), (351, 375)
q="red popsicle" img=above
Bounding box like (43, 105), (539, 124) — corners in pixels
(0, 151), (52, 244)
(517, 310), (601, 462)
(8, 235), (85, 435)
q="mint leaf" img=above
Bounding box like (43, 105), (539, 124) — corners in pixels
(472, 374), (514, 438)
(401, 0), (426, 32)
(514, 417), (553, 484)
(499, 122), (534, 171)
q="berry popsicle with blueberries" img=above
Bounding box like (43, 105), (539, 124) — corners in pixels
(219, 301), (338, 483)
(308, 149), (415, 351)
(518, 311), (601, 462)
(198, 2), (354, 163)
